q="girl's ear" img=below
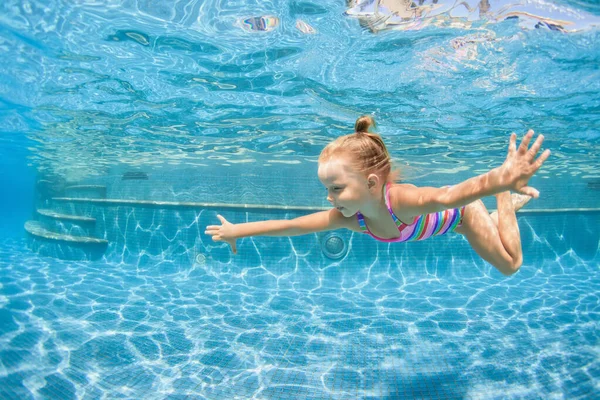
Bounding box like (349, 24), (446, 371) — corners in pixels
(367, 173), (379, 189)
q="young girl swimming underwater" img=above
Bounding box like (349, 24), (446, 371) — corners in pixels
(205, 116), (551, 276)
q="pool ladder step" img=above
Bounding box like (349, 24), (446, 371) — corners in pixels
(36, 209), (96, 223)
(25, 206), (108, 260)
(64, 184), (107, 199)
(24, 221), (107, 245)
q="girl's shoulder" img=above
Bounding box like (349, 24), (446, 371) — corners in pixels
(387, 183), (419, 224)
(388, 182), (417, 191)
(387, 182), (418, 199)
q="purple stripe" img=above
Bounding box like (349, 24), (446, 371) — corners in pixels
(421, 211), (439, 240)
(406, 215), (425, 241)
(432, 210), (447, 236)
(439, 209), (458, 235)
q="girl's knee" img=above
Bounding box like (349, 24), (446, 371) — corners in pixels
(512, 256), (523, 274)
(498, 256), (523, 276)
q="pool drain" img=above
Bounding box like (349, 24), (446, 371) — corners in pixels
(321, 233), (348, 260)
(195, 253), (206, 265)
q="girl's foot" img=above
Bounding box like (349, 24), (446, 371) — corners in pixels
(490, 193), (532, 226)
(511, 193), (532, 211)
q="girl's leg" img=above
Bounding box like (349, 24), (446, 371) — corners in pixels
(454, 192), (524, 276)
(489, 193), (531, 226)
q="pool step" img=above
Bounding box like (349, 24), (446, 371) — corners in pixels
(36, 208), (96, 236)
(65, 184), (106, 191)
(37, 209), (96, 223)
(25, 220), (108, 261)
(25, 221), (107, 245)
(64, 185), (107, 199)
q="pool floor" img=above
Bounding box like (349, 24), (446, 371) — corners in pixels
(0, 239), (598, 399)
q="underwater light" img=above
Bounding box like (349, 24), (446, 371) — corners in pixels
(321, 232), (348, 260)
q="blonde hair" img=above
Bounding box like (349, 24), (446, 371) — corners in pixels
(319, 115), (400, 183)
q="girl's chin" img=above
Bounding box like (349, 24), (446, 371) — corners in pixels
(337, 207), (355, 216)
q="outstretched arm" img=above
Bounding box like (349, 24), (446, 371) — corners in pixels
(205, 209), (348, 254)
(393, 130), (551, 217)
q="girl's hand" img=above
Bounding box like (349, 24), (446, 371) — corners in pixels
(205, 215), (238, 254)
(500, 130), (551, 198)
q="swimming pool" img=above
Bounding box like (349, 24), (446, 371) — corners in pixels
(1, 0), (599, 399)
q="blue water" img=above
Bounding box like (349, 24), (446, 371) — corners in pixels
(1, 0), (599, 399)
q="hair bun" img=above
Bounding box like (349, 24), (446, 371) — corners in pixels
(355, 115), (376, 133)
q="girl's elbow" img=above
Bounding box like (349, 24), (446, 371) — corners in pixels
(432, 188), (453, 210)
(419, 194), (448, 214)
(286, 220), (317, 236)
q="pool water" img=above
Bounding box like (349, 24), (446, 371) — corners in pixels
(1, 211), (599, 399)
(1, 0), (599, 399)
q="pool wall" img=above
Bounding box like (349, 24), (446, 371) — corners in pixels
(23, 166), (599, 277)
(0, 135), (35, 239)
(27, 197), (599, 279)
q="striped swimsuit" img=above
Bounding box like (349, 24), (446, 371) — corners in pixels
(356, 183), (465, 243)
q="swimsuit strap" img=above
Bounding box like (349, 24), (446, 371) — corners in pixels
(356, 183), (402, 235)
(356, 211), (369, 233)
(384, 183), (405, 229)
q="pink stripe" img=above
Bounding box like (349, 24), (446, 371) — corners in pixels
(420, 212), (438, 240)
(440, 209), (459, 235)
(438, 209), (454, 235)
(399, 222), (417, 242)
(416, 214), (431, 241)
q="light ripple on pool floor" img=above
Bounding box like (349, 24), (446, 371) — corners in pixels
(0, 239), (598, 399)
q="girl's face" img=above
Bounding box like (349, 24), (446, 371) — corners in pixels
(318, 156), (370, 217)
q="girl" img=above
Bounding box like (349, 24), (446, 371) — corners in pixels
(205, 116), (551, 276)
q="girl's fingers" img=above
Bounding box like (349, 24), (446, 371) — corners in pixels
(518, 130), (534, 154)
(534, 149), (551, 169)
(527, 134), (544, 158)
(508, 133), (517, 155)
(217, 214), (227, 224)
